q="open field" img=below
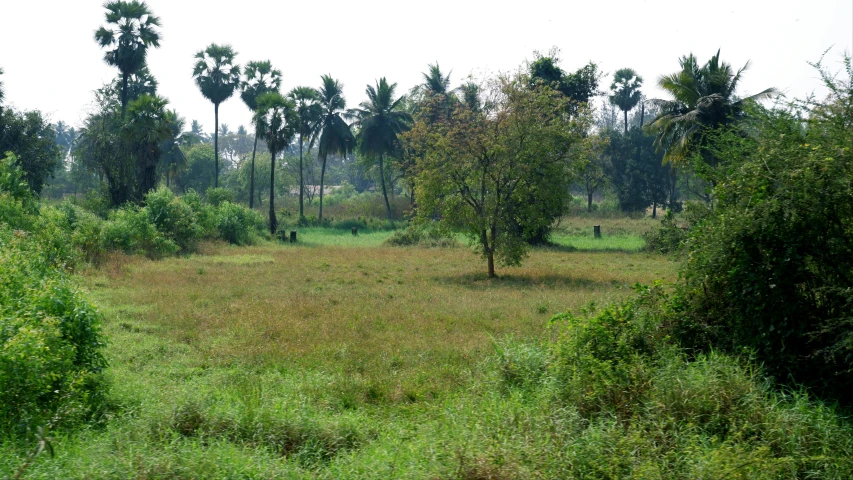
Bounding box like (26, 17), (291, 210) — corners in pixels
(3, 223), (852, 478)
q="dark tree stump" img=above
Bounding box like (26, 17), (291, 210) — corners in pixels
(290, 231), (297, 243)
(594, 225), (601, 239)
(352, 227), (358, 236)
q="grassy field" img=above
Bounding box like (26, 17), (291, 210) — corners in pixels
(4, 219), (850, 478)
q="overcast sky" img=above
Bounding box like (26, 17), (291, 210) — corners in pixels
(1, 1), (851, 132)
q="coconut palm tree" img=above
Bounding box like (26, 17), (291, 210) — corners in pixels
(123, 94), (171, 199)
(253, 92), (297, 234)
(312, 75), (354, 223)
(646, 50), (778, 165)
(94, 1), (161, 117)
(288, 86), (321, 219)
(193, 43), (241, 188)
(609, 68), (643, 133)
(241, 61), (281, 209)
(349, 78), (412, 220)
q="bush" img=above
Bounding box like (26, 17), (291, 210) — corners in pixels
(205, 187), (235, 207)
(642, 209), (686, 253)
(549, 284), (673, 418)
(144, 187), (202, 252)
(673, 100), (853, 403)
(214, 201), (265, 245)
(101, 206), (179, 258)
(385, 223), (458, 248)
(0, 228), (107, 431)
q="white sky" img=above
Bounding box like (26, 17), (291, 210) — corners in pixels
(1, 1), (851, 132)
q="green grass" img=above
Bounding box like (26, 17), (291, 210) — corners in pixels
(550, 233), (646, 252)
(2, 220), (851, 478)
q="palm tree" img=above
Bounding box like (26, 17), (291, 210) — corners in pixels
(349, 78), (412, 220)
(123, 94), (172, 199)
(609, 68), (643, 133)
(158, 110), (185, 188)
(646, 50), (778, 165)
(288, 86), (321, 219)
(312, 75), (354, 223)
(94, 0), (161, 117)
(193, 43), (241, 188)
(240, 60), (281, 209)
(253, 92), (297, 234)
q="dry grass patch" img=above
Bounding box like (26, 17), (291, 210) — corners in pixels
(84, 243), (676, 402)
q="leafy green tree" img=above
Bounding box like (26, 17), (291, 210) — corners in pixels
(0, 108), (62, 194)
(529, 50), (600, 116)
(74, 103), (133, 205)
(193, 43), (241, 188)
(174, 143), (215, 193)
(123, 94), (172, 198)
(605, 128), (669, 216)
(158, 110), (185, 188)
(312, 75), (354, 222)
(253, 92), (297, 234)
(416, 75), (582, 277)
(609, 68), (643, 133)
(288, 86), (321, 218)
(94, 0), (161, 117)
(54, 121), (77, 158)
(646, 50), (777, 165)
(349, 78), (410, 220)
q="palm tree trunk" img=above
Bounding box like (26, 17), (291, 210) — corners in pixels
(299, 135), (304, 218)
(379, 153), (392, 220)
(319, 152), (327, 223)
(121, 73), (129, 118)
(214, 103), (220, 188)
(624, 109), (628, 134)
(269, 151), (276, 234)
(249, 131), (258, 209)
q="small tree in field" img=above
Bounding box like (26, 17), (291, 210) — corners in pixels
(416, 74), (584, 277)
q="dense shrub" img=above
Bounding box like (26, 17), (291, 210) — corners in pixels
(205, 186), (235, 207)
(672, 99), (853, 402)
(385, 223), (458, 247)
(101, 206), (179, 258)
(0, 228), (107, 431)
(144, 187), (202, 251)
(642, 209), (686, 253)
(215, 201), (265, 245)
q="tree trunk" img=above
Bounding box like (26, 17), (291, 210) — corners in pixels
(481, 228), (496, 278)
(269, 151), (277, 234)
(487, 251), (495, 278)
(623, 109), (628, 134)
(249, 131), (258, 209)
(652, 197), (657, 219)
(299, 135), (305, 219)
(588, 190), (593, 211)
(121, 73), (129, 118)
(214, 103), (220, 188)
(379, 154), (392, 220)
(319, 152), (327, 223)
(640, 101), (645, 127)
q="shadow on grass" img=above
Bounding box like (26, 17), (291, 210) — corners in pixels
(436, 272), (616, 290)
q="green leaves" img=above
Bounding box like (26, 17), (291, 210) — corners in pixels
(193, 44), (241, 106)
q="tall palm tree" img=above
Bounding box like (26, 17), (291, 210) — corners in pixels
(422, 62), (451, 96)
(94, 0), (161, 117)
(646, 50), (778, 165)
(288, 86), (321, 219)
(193, 43), (241, 188)
(312, 75), (354, 223)
(123, 93), (171, 199)
(349, 78), (412, 220)
(253, 92), (297, 234)
(609, 68), (643, 134)
(241, 60), (281, 209)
